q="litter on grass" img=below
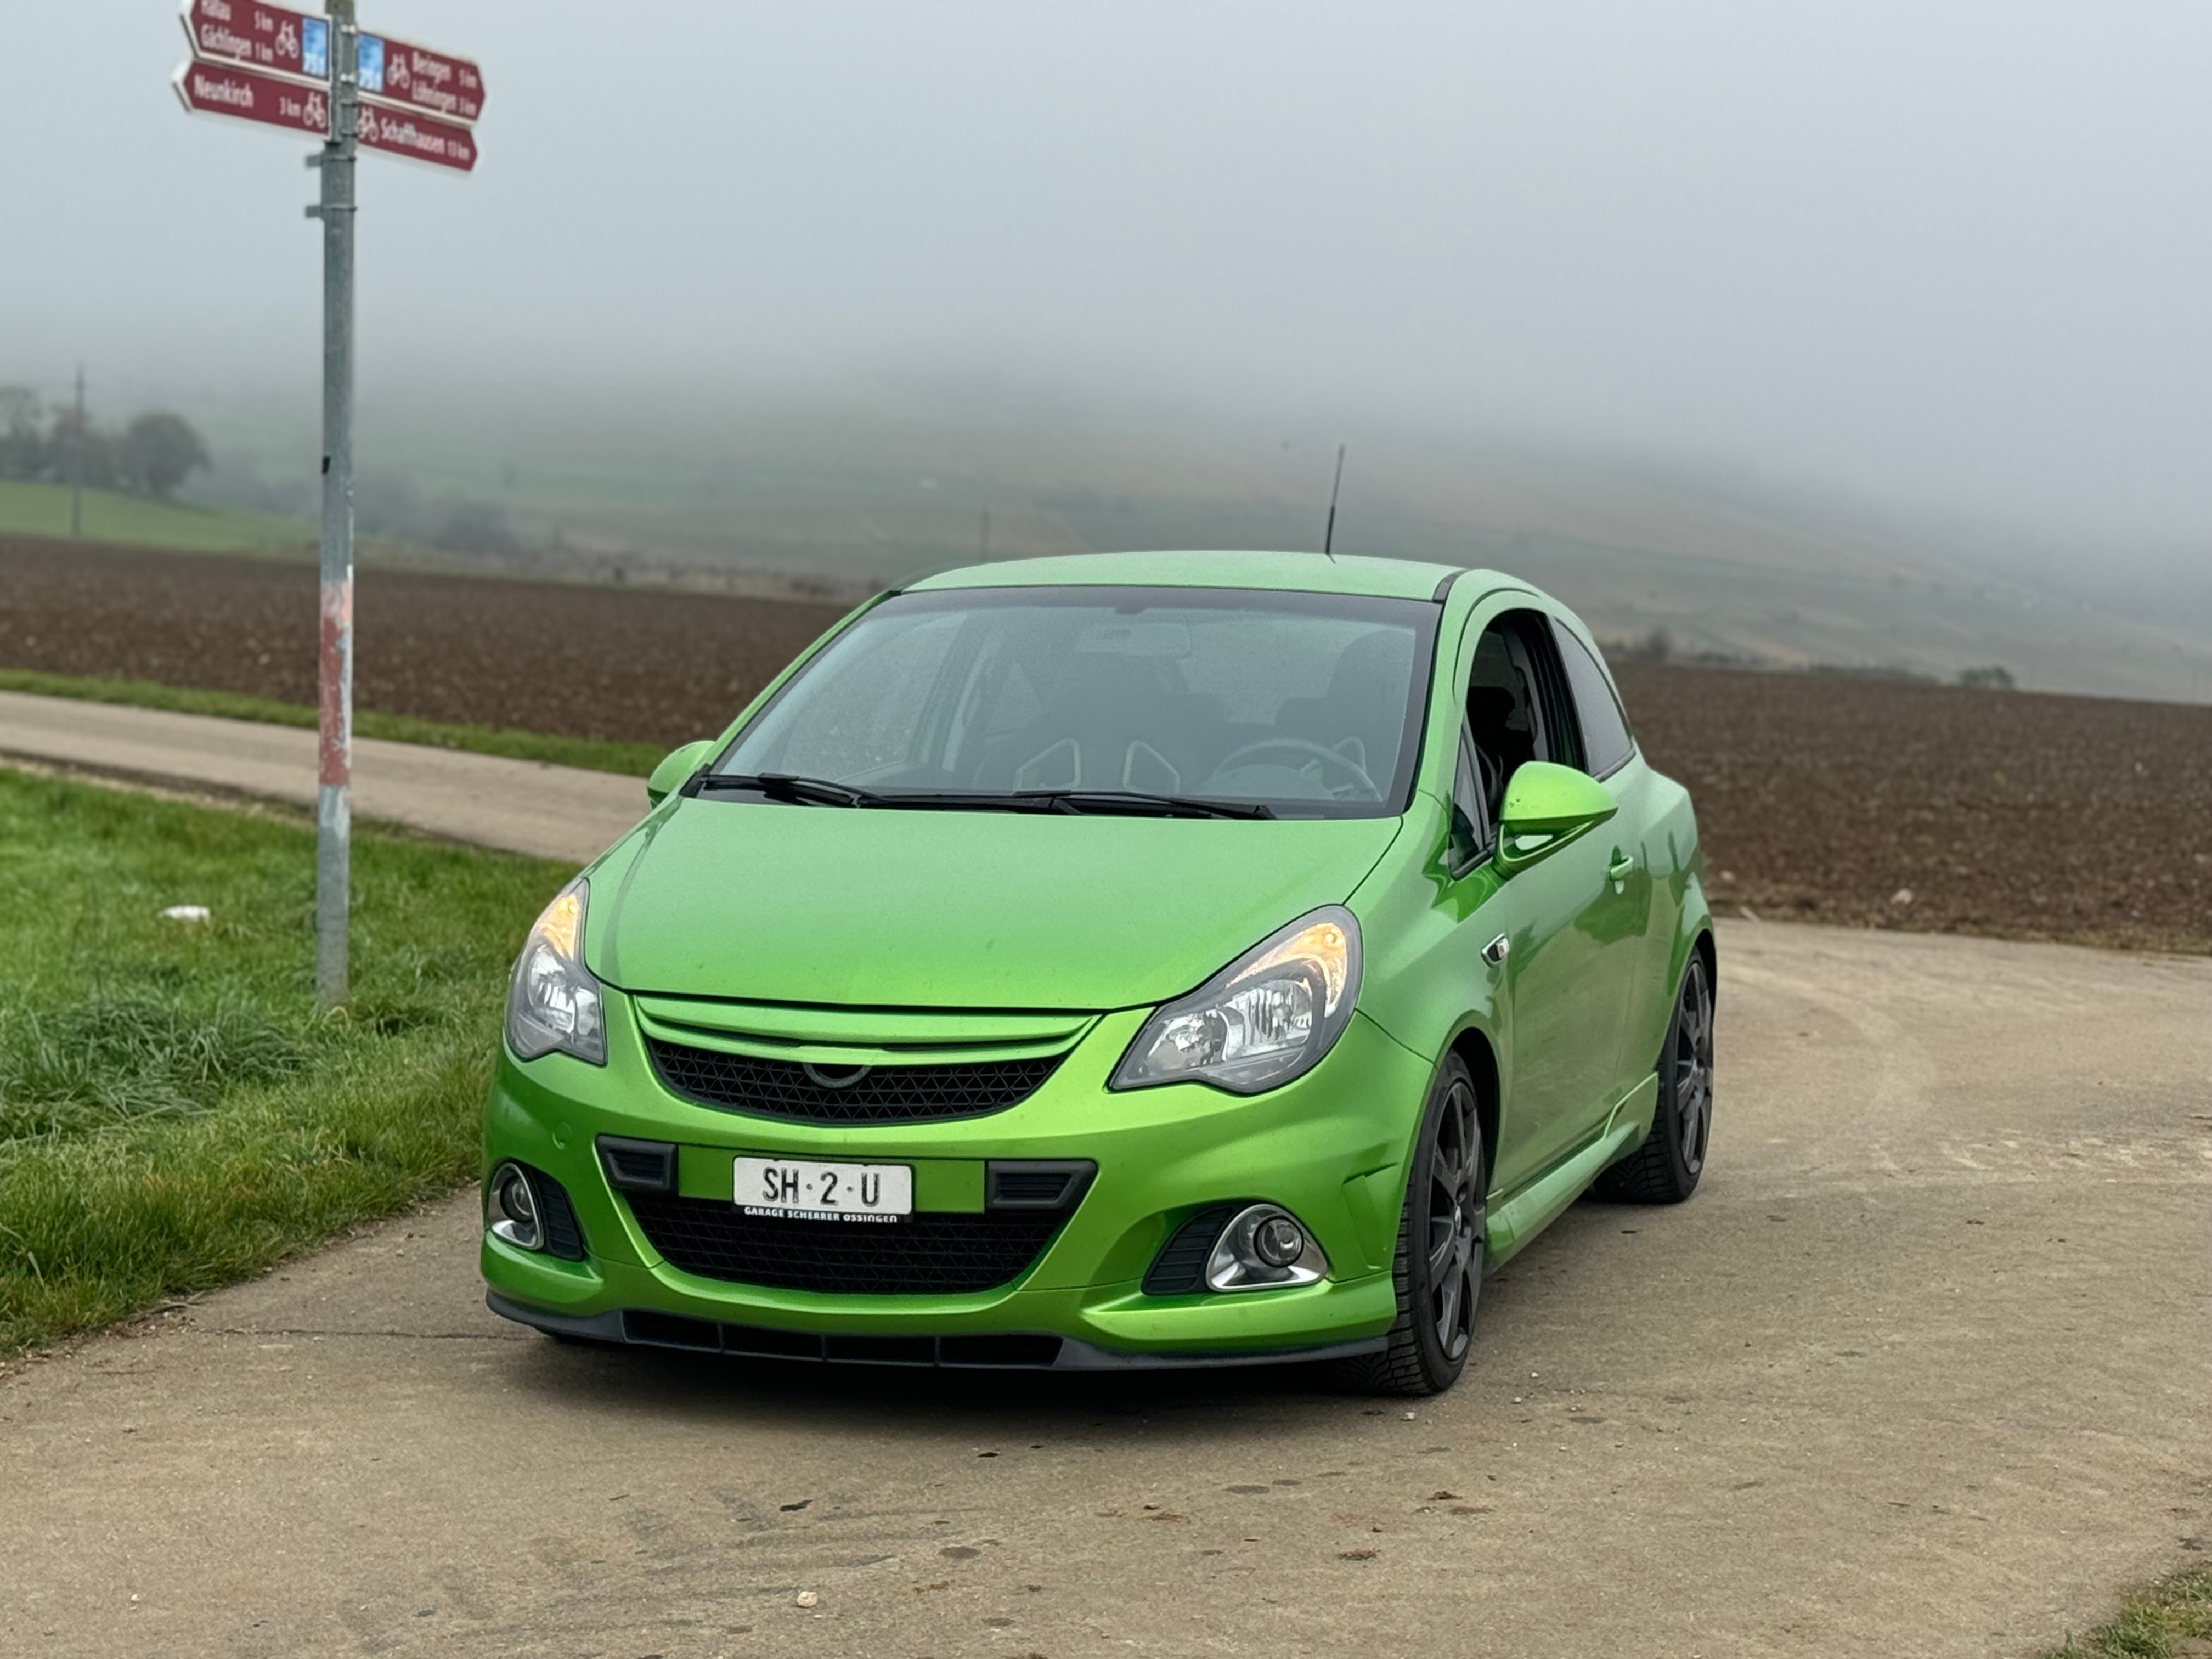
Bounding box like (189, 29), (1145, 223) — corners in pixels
(159, 906), (212, 923)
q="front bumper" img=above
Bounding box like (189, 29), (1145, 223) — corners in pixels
(481, 996), (1429, 1365)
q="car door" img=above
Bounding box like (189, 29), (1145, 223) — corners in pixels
(1462, 610), (1645, 1191)
(1548, 616), (1663, 1102)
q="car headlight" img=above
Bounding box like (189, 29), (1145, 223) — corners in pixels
(505, 878), (606, 1064)
(1111, 906), (1361, 1094)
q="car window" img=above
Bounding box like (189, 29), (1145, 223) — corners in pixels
(1464, 610), (1571, 815)
(718, 586), (1442, 819)
(1449, 727), (1492, 872)
(756, 607), (966, 779)
(1551, 621), (1635, 778)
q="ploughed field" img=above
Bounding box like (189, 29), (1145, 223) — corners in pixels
(5, 533), (2208, 956)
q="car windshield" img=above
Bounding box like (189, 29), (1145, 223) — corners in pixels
(713, 585), (1440, 819)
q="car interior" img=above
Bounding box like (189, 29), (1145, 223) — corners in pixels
(739, 602), (1432, 812)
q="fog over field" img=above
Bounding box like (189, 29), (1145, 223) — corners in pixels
(6, 2), (2211, 693)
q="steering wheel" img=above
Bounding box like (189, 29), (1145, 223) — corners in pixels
(1212, 737), (1381, 799)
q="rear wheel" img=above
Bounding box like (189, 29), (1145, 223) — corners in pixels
(1338, 1055), (1486, 1396)
(1595, 950), (1713, 1204)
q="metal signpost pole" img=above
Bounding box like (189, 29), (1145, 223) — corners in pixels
(311, 0), (359, 1007)
(173, 1), (483, 1005)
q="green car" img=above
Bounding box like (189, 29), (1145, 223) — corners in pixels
(482, 551), (1713, 1394)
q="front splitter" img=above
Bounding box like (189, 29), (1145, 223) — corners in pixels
(488, 1290), (1386, 1372)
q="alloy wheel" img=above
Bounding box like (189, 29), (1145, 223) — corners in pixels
(1673, 959), (1714, 1176)
(1424, 1077), (1485, 1361)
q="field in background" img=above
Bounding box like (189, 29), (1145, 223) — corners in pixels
(0, 479), (305, 557)
(5, 533), (2208, 957)
(0, 769), (566, 1355)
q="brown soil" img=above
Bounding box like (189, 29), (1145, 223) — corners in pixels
(0, 535), (844, 747)
(1615, 662), (2212, 956)
(5, 534), (2208, 955)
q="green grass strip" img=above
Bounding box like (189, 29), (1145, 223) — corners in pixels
(2048, 1567), (2212, 1657)
(0, 667), (661, 777)
(0, 478), (306, 554)
(0, 768), (571, 1355)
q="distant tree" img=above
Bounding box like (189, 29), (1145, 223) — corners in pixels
(117, 412), (211, 498)
(1957, 664), (2016, 690)
(0, 386), (42, 479)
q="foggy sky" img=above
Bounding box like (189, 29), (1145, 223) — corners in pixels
(8, 1), (2212, 541)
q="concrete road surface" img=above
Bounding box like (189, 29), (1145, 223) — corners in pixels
(0, 689), (641, 864)
(5, 917), (2208, 1658)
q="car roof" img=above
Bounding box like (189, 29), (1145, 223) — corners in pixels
(905, 550), (1499, 602)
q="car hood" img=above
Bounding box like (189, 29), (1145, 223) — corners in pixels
(589, 798), (1404, 1011)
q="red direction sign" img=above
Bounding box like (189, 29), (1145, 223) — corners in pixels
(359, 32), (486, 125)
(172, 58), (329, 139)
(178, 0), (332, 83)
(356, 101), (479, 173)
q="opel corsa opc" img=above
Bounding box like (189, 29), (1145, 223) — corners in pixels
(482, 552), (1714, 1393)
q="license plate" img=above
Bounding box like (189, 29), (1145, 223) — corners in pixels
(733, 1156), (912, 1223)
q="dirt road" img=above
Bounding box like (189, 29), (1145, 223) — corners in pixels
(0, 689), (638, 864)
(5, 919), (2207, 1657)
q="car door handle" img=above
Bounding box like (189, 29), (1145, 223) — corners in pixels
(1607, 852), (1637, 882)
(1481, 933), (1510, 967)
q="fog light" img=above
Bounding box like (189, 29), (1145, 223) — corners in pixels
(1205, 1203), (1328, 1292)
(487, 1161), (543, 1251)
(1254, 1215), (1307, 1268)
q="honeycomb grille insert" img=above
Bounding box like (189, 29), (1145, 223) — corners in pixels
(643, 1038), (1064, 1124)
(625, 1193), (1066, 1295)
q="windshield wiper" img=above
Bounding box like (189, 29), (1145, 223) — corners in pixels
(693, 777), (1273, 819)
(696, 772), (884, 808)
(1023, 790), (1275, 820)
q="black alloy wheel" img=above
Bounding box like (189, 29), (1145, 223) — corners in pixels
(1596, 949), (1714, 1204)
(1339, 1054), (1487, 1396)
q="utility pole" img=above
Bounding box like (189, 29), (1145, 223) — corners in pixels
(68, 364), (84, 539)
(307, 0), (359, 1007)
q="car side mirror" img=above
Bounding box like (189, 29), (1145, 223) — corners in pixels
(1494, 760), (1617, 876)
(645, 738), (717, 807)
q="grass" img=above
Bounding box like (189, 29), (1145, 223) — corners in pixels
(0, 766), (570, 1355)
(2048, 1567), (2212, 1657)
(0, 667), (664, 777)
(0, 478), (307, 554)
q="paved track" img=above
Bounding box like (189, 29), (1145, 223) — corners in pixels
(0, 690), (639, 863)
(1, 695), (2208, 1656)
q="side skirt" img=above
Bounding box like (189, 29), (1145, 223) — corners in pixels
(1482, 1071), (1659, 1268)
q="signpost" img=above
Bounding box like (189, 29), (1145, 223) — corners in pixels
(178, 0), (330, 80)
(357, 101), (478, 172)
(172, 58), (329, 138)
(173, 1), (486, 1006)
(359, 31), (486, 124)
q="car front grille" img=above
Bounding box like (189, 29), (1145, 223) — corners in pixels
(625, 1192), (1066, 1295)
(642, 1039), (1064, 1125)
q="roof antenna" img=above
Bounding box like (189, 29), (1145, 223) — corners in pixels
(1321, 442), (1347, 562)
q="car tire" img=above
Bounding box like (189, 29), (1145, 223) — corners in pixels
(1594, 949), (1714, 1204)
(1337, 1054), (1486, 1397)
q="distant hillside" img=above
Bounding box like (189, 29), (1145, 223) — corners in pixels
(178, 392), (2212, 704)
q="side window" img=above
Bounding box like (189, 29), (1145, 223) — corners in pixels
(1550, 620), (1635, 778)
(1464, 610), (1577, 814)
(1448, 729), (1492, 874)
